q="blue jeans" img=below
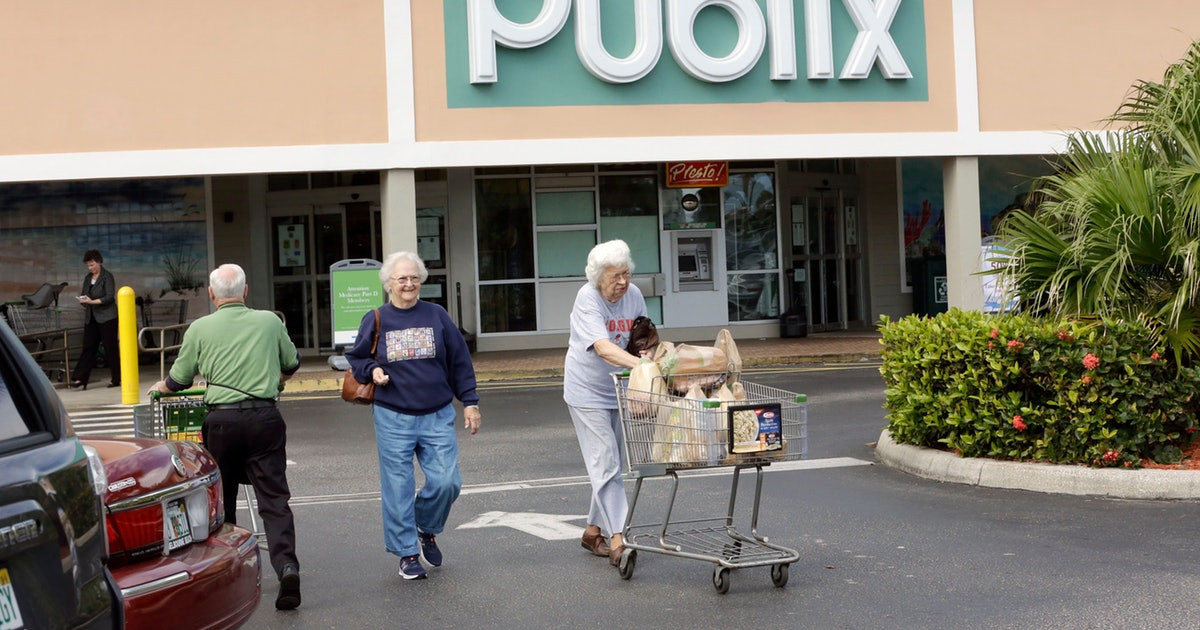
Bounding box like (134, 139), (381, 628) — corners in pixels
(373, 403), (462, 558)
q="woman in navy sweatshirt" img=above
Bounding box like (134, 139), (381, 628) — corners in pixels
(346, 251), (482, 581)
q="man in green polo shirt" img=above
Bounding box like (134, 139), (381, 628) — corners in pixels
(149, 263), (303, 611)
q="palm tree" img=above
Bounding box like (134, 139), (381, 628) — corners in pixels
(992, 40), (1200, 365)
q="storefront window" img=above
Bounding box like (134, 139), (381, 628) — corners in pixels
(600, 174), (660, 273)
(728, 272), (780, 321)
(476, 178), (534, 281)
(724, 172), (779, 321)
(538, 230), (597, 277)
(480, 283), (537, 333)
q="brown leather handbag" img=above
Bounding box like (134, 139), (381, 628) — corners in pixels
(341, 309), (380, 405)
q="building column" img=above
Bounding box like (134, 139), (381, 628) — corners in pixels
(942, 157), (983, 311)
(446, 168), (477, 336)
(381, 169), (418, 255)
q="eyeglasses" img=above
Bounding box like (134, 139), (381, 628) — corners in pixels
(391, 275), (422, 285)
(606, 270), (632, 281)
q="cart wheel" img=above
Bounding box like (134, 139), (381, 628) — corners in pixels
(712, 567), (731, 594)
(618, 549), (637, 580)
(771, 563), (789, 588)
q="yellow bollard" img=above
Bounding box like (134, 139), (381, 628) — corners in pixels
(117, 286), (139, 405)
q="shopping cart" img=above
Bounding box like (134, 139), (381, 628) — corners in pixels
(139, 389), (265, 543)
(612, 370), (807, 593)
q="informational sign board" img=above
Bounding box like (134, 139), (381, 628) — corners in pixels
(329, 259), (383, 348)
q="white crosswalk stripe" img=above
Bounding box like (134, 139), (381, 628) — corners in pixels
(70, 407), (136, 438)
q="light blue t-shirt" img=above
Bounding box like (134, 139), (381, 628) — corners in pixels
(563, 282), (647, 409)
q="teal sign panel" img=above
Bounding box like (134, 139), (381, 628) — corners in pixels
(444, 0), (927, 108)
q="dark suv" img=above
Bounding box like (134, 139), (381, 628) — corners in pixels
(0, 319), (121, 628)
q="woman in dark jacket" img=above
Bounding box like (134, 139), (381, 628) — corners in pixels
(70, 249), (119, 389)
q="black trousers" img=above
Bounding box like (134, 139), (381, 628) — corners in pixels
(202, 406), (298, 577)
(74, 317), (119, 385)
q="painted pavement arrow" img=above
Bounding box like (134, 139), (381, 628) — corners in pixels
(457, 511), (587, 540)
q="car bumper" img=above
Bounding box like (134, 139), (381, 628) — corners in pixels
(113, 523), (261, 630)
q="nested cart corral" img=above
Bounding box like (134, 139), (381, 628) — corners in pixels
(612, 370), (807, 593)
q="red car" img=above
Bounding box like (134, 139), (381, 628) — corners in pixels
(86, 436), (261, 630)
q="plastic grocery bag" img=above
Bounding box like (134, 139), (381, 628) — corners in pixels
(652, 385), (706, 464)
(714, 329), (743, 383)
(626, 359), (665, 416)
(655, 342), (728, 394)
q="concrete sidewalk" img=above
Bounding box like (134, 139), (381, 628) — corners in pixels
(56, 330), (885, 410)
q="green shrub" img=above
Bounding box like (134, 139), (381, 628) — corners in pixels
(879, 309), (1200, 467)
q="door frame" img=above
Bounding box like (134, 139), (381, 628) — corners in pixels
(784, 183), (865, 333)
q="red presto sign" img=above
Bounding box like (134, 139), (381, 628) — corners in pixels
(665, 161), (729, 188)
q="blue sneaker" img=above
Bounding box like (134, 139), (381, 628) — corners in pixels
(418, 531), (442, 567)
(399, 555), (426, 580)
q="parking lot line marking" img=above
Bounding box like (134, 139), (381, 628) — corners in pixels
(282, 457), (872, 507)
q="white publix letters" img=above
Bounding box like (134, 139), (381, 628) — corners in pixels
(467, 0), (912, 84)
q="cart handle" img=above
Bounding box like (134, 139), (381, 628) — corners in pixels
(150, 389), (206, 401)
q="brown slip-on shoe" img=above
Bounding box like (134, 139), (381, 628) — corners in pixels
(609, 544), (626, 567)
(581, 530), (610, 557)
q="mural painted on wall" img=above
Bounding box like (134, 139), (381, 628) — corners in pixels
(0, 177), (207, 308)
(900, 156), (1053, 287)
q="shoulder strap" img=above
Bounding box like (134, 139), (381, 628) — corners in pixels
(206, 381), (277, 402)
(372, 308), (380, 359)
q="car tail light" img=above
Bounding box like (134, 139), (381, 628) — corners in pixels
(107, 505), (165, 563)
(207, 477), (224, 529)
(81, 444), (107, 497)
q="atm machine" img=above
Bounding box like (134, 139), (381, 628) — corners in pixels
(673, 233), (713, 292)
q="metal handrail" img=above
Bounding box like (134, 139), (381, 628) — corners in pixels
(138, 322), (191, 381)
(19, 327), (73, 384)
(136, 310), (286, 381)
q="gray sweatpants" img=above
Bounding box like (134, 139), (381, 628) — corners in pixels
(567, 405), (628, 537)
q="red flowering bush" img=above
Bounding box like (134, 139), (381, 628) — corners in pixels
(880, 309), (1199, 467)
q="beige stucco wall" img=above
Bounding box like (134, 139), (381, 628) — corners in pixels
(410, 1), (959, 141)
(0, 1), (389, 156)
(3, 1), (1199, 161)
(975, 0), (1200, 132)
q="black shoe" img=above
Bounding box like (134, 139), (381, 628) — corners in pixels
(69, 381), (87, 390)
(107, 382), (120, 388)
(276, 564), (301, 610)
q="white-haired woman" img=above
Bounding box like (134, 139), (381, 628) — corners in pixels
(563, 239), (647, 566)
(346, 251), (481, 581)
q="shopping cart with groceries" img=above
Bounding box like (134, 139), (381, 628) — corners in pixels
(611, 368), (807, 593)
(137, 389), (265, 543)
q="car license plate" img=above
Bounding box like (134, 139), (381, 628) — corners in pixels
(0, 567), (24, 630)
(165, 499), (193, 552)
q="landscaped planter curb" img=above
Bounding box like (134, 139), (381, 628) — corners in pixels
(876, 430), (1200, 500)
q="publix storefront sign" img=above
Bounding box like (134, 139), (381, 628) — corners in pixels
(445, 0), (927, 107)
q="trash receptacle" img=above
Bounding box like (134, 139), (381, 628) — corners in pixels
(781, 269), (808, 338)
(911, 258), (948, 316)
(780, 303), (807, 338)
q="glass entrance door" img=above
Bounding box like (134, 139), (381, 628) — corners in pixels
(789, 190), (863, 332)
(270, 203), (381, 351)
